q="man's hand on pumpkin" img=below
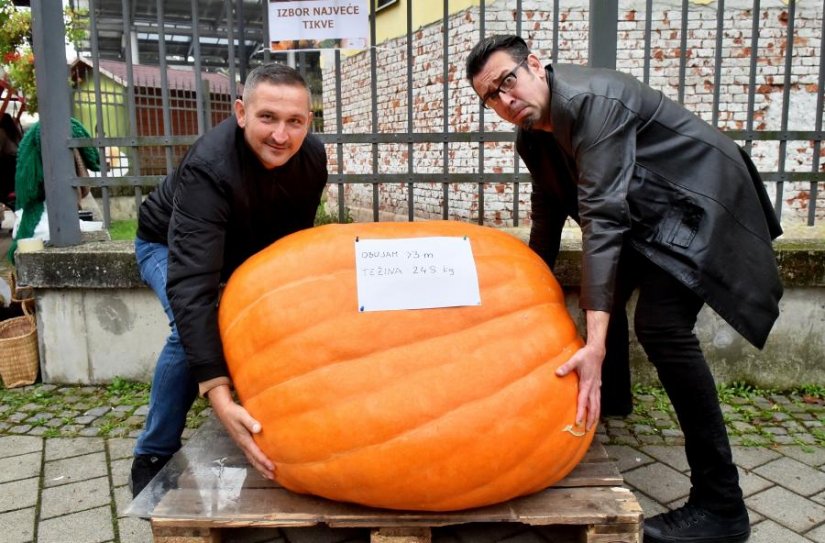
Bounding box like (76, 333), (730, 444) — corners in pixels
(555, 344), (604, 431)
(207, 384), (275, 480)
(555, 309), (609, 431)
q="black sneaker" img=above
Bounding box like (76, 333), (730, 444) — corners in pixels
(129, 454), (172, 498)
(644, 503), (750, 543)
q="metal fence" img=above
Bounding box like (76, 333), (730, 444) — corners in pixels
(29, 0), (825, 247)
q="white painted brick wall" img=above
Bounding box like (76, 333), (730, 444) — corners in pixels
(322, 0), (824, 227)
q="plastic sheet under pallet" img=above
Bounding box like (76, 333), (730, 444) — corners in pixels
(128, 417), (643, 543)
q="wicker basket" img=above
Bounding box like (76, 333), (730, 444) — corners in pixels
(2, 270), (34, 315)
(0, 290), (39, 388)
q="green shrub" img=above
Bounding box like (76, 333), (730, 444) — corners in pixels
(314, 203), (352, 225)
(108, 219), (137, 240)
(107, 203), (351, 241)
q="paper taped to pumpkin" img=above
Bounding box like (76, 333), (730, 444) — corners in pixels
(218, 220), (594, 511)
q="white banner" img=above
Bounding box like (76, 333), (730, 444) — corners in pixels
(269, 0), (369, 51)
(354, 237), (482, 312)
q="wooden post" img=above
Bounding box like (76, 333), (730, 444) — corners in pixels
(152, 524), (221, 543)
(585, 522), (642, 543)
(371, 527), (432, 543)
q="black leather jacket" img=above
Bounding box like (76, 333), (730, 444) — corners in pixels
(518, 64), (782, 348)
(138, 116), (328, 382)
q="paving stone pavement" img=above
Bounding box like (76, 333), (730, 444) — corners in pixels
(0, 384), (823, 542)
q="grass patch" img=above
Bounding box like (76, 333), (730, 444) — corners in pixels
(105, 202), (350, 241)
(0, 379), (193, 438)
(794, 384), (825, 400)
(717, 381), (763, 403)
(621, 383), (825, 447)
(0, 385), (58, 412)
(108, 219), (137, 240)
(314, 203), (353, 225)
(104, 376), (150, 406)
(631, 384), (674, 413)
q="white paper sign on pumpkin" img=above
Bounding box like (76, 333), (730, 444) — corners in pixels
(354, 236), (481, 312)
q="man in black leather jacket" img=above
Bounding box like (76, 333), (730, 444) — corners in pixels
(467, 35), (783, 543)
(130, 63), (328, 497)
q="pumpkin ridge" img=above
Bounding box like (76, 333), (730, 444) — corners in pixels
(221, 248), (549, 339)
(220, 270), (353, 338)
(220, 221), (539, 318)
(242, 300), (576, 429)
(269, 341), (580, 467)
(228, 276), (567, 400)
(425, 411), (592, 510)
(220, 252), (536, 362)
(234, 297), (565, 401)
(424, 352), (590, 508)
(251, 323), (581, 465)
(272, 344), (586, 509)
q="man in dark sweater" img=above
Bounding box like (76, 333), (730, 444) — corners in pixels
(130, 63), (328, 497)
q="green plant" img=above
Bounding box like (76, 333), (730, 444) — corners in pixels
(632, 384), (673, 414)
(0, 382), (212, 439)
(737, 436), (767, 447)
(0, 1), (32, 104)
(0, 0), (89, 113)
(110, 206), (349, 241)
(794, 384), (825, 400)
(107, 376), (142, 395)
(314, 202), (352, 225)
(108, 219), (137, 241)
(96, 418), (118, 437)
(104, 376), (149, 406)
(717, 381), (764, 403)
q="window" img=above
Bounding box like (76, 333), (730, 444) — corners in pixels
(376, 0), (398, 12)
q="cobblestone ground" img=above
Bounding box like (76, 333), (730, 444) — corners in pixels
(0, 383), (823, 543)
(1, 383), (822, 449)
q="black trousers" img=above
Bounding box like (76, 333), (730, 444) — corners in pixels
(607, 247), (744, 513)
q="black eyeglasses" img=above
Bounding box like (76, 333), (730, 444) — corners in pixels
(481, 58), (528, 109)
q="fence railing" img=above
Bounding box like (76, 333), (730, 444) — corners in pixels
(30, 0), (824, 247)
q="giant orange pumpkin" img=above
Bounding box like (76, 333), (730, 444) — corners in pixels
(218, 221), (593, 511)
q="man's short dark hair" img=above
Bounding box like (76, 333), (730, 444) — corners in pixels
(243, 62), (309, 102)
(465, 35), (531, 83)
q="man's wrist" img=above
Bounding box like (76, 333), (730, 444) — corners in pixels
(200, 376), (231, 399)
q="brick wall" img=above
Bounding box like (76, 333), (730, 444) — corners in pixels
(321, 0), (824, 227)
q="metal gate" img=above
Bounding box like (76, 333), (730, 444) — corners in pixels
(28, 0), (825, 246)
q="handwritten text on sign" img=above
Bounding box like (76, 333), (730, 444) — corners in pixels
(355, 237), (481, 312)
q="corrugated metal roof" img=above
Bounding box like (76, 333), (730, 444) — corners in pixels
(73, 0), (267, 70)
(72, 57), (242, 95)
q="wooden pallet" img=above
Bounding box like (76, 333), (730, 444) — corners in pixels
(132, 417), (642, 543)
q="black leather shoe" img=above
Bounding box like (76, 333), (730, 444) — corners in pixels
(129, 454), (172, 498)
(644, 503), (750, 543)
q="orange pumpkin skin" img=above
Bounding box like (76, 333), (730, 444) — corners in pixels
(218, 221), (593, 511)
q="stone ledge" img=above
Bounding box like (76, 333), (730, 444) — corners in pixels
(774, 239), (825, 287)
(13, 234), (825, 289)
(15, 240), (142, 289)
(10, 231), (824, 387)
(501, 227), (825, 288)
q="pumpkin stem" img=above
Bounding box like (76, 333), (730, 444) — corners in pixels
(562, 424), (587, 437)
